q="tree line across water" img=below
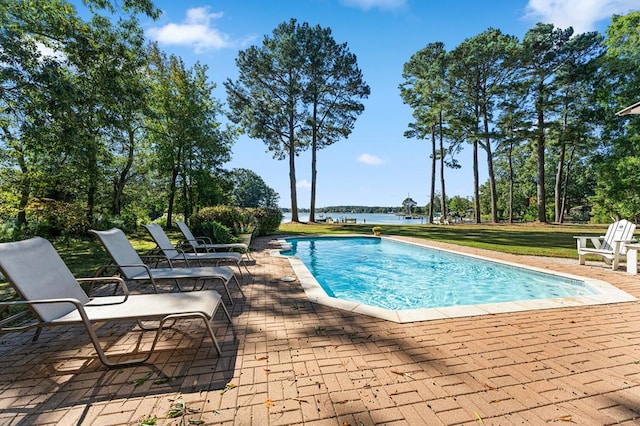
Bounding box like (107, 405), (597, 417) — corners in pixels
(1, 1), (639, 243)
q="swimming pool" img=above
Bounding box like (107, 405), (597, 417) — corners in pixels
(275, 236), (636, 323)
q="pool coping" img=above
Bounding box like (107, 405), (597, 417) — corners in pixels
(269, 234), (637, 323)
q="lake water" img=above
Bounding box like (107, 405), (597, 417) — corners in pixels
(281, 212), (428, 225)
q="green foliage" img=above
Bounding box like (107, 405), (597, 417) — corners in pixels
(230, 168), (279, 208)
(193, 206), (244, 229)
(92, 213), (139, 233)
(248, 207), (283, 236)
(189, 220), (235, 245)
(189, 205), (282, 241)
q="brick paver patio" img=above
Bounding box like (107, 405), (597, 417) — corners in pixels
(2, 235), (640, 425)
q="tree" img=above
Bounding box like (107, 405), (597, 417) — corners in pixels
(230, 168), (279, 208)
(226, 19), (368, 223)
(495, 89), (531, 223)
(301, 23), (369, 222)
(400, 42), (449, 225)
(448, 28), (519, 223)
(550, 33), (603, 223)
(519, 23), (576, 223)
(147, 45), (235, 227)
(590, 11), (640, 221)
(225, 19), (308, 222)
(402, 195), (417, 217)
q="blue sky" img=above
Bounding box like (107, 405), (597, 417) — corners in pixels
(136, 0), (639, 208)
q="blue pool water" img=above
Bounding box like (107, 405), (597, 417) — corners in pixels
(280, 236), (599, 311)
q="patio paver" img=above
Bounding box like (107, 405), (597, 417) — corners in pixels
(2, 235), (640, 425)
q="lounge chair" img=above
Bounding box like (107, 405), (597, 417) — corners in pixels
(0, 237), (232, 367)
(91, 228), (243, 303)
(176, 220), (254, 261)
(143, 223), (251, 281)
(574, 219), (636, 270)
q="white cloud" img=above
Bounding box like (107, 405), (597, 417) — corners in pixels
(147, 7), (232, 53)
(524, 0), (638, 34)
(340, 0), (407, 12)
(358, 153), (385, 165)
(297, 179), (312, 189)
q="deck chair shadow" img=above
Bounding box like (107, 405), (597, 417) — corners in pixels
(91, 228), (243, 303)
(574, 219), (636, 270)
(176, 220), (254, 262)
(0, 237), (233, 367)
(144, 224), (251, 282)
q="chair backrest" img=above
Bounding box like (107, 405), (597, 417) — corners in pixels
(0, 237), (89, 322)
(175, 221), (198, 249)
(143, 224), (180, 260)
(91, 228), (148, 279)
(602, 219), (636, 252)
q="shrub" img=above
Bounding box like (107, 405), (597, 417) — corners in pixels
(248, 207), (282, 236)
(193, 206), (244, 229)
(191, 205), (282, 238)
(190, 220), (235, 244)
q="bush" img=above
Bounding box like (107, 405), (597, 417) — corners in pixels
(193, 206), (244, 229)
(189, 220), (235, 244)
(191, 205), (282, 239)
(248, 207), (282, 236)
(92, 213), (138, 234)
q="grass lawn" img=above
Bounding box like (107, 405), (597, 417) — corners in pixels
(277, 221), (609, 259)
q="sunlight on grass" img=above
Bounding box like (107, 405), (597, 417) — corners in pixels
(277, 221), (609, 259)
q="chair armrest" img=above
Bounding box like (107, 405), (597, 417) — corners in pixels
(574, 235), (604, 250)
(1, 297), (90, 332)
(77, 276), (129, 296)
(112, 263), (160, 292)
(196, 236), (213, 244)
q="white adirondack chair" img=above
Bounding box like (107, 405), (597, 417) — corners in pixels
(574, 219), (636, 270)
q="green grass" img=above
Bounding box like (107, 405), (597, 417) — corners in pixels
(277, 221), (608, 259)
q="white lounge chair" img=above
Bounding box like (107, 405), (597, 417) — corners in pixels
(91, 228), (243, 303)
(144, 223), (251, 281)
(176, 220), (254, 261)
(574, 219), (636, 270)
(0, 237), (232, 367)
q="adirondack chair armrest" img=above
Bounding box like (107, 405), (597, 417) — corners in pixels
(574, 235), (604, 250)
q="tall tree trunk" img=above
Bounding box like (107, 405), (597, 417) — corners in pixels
(473, 106), (480, 224)
(560, 144), (576, 224)
(288, 122), (299, 222)
(508, 141), (514, 224)
(554, 143), (566, 223)
(439, 110), (447, 220)
(309, 103), (318, 223)
(86, 141), (98, 225)
(429, 124), (436, 224)
(310, 141), (317, 223)
(166, 146), (182, 228)
(536, 87), (547, 223)
(554, 111), (568, 223)
(111, 128), (135, 215)
(482, 106), (498, 223)
(166, 165), (179, 228)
